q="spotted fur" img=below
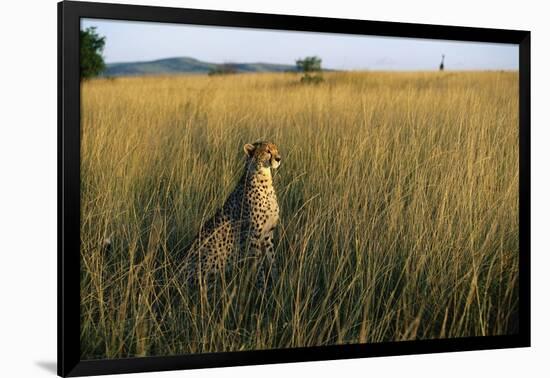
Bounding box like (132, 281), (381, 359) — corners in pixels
(181, 141), (281, 287)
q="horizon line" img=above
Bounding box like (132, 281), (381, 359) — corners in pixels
(104, 55), (518, 72)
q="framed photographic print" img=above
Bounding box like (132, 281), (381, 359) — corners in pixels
(58, 1), (530, 376)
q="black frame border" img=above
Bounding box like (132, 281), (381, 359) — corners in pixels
(58, 1), (531, 376)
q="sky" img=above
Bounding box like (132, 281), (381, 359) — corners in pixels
(81, 18), (519, 71)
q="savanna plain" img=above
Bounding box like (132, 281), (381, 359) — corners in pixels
(80, 71), (519, 359)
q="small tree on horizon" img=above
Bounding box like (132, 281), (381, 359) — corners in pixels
(296, 56), (323, 84)
(80, 27), (106, 80)
(208, 63), (238, 76)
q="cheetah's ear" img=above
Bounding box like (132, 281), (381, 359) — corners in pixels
(243, 143), (256, 157)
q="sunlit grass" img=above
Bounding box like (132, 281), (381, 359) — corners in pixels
(80, 71), (519, 359)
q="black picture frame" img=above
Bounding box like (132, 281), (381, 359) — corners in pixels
(58, 1), (531, 376)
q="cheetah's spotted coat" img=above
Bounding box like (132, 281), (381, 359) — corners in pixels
(181, 141), (281, 286)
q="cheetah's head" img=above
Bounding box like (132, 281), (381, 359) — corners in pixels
(243, 141), (281, 170)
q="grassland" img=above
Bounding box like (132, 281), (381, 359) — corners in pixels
(80, 71), (519, 360)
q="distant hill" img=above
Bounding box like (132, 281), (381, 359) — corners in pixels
(103, 57), (299, 77)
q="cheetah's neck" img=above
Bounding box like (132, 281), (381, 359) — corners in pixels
(241, 162), (273, 187)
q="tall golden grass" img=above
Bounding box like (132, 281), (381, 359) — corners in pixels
(80, 71), (519, 359)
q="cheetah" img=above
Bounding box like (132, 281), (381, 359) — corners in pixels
(180, 141), (282, 287)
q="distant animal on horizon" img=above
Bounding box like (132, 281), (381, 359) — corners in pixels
(439, 54), (445, 71)
(180, 141), (282, 288)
